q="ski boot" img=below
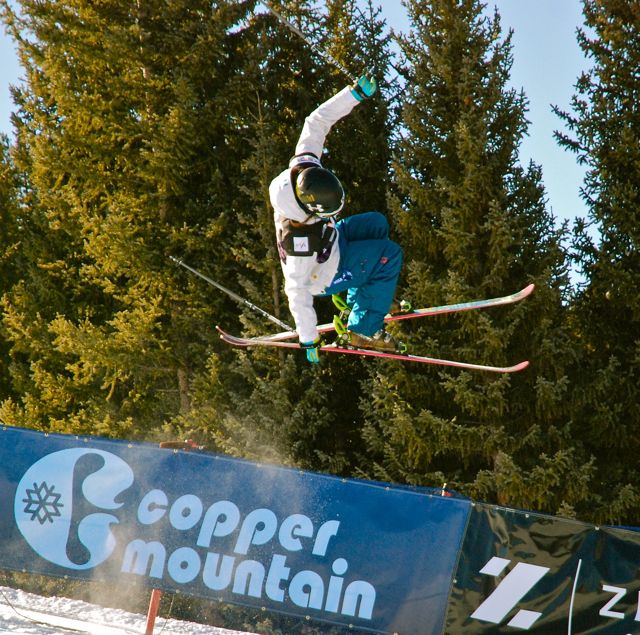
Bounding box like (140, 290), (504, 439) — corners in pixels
(332, 294), (412, 318)
(347, 329), (407, 353)
(333, 314), (407, 354)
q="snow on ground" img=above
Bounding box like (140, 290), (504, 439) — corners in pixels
(0, 586), (257, 635)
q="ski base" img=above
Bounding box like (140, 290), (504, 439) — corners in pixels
(217, 327), (529, 374)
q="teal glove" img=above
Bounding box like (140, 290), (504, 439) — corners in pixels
(351, 75), (377, 101)
(300, 337), (322, 364)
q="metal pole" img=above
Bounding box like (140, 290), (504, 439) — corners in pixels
(169, 256), (294, 332)
(260, 1), (357, 83)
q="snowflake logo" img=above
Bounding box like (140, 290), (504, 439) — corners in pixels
(22, 481), (64, 524)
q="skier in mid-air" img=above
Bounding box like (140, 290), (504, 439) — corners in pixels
(269, 75), (404, 364)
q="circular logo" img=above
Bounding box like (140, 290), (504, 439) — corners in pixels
(15, 448), (134, 570)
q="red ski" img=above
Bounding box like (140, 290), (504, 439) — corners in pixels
(233, 284), (535, 344)
(217, 327), (529, 374)
(216, 284), (534, 373)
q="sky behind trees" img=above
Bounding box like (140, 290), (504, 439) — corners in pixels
(1, 1), (588, 226)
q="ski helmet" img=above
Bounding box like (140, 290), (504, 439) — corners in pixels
(294, 167), (345, 218)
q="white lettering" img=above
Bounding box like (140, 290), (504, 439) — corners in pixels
(169, 495), (203, 531)
(279, 514), (313, 552)
(232, 559), (265, 597)
(234, 508), (277, 555)
(137, 490), (168, 525)
(325, 558), (348, 613)
(600, 584), (626, 619)
(265, 554), (290, 602)
(121, 539), (165, 578)
(312, 520), (340, 556)
(341, 580), (376, 620)
(290, 570), (324, 610)
(202, 552), (234, 590)
(197, 500), (240, 547)
(167, 547), (201, 583)
(124, 489), (376, 622)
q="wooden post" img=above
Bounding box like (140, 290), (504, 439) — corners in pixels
(145, 588), (163, 635)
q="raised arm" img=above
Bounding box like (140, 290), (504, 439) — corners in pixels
(294, 76), (378, 159)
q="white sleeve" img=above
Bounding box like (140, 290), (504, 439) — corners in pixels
(295, 86), (360, 159)
(281, 256), (320, 343)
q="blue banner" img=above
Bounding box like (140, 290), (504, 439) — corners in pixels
(0, 426), (471, 634)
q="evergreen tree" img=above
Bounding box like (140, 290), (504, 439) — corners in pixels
(554, 0), (640, 524)
(0, 0), (257, 437)
(323, 0), (394, 212)
(0, 135), (20, 400)
(359, 0), (585, 516)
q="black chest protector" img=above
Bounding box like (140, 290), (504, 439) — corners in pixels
(277, 219), (337, 264)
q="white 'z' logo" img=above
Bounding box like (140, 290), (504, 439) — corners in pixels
(471, 557), (550, 630)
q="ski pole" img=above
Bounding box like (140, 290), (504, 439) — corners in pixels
(260, 1), (357, 83)
(169, 256), (294, 332)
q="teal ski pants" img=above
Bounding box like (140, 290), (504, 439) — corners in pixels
(322, 212), (402, 336)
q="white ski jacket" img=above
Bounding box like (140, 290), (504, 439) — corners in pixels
(269, 86), (361, 343)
